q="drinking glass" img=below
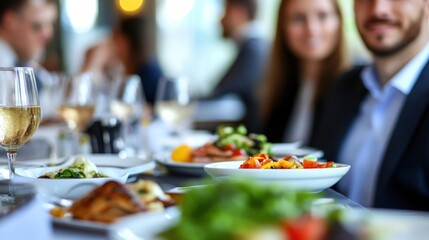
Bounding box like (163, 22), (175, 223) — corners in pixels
(155, 76), (195, 135)
(110, 75), (144, 157)
(57, 72), (95, 156)
(0, 67), (41, 200)
(58, 72), (95, 133)
(36, 69), (68, 122)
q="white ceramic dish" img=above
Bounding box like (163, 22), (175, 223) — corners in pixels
(341, 209), (429, 239)
(155, 144), (323, 176)
(15, 166), (129, 199)
(204, 161), (350, 192)
(155, 153), (208, 176)
(49, 206), (179, 234)
(11, 154), (155, 176)
(109, 207), (180, 240)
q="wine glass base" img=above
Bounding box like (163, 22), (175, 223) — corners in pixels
(0, 180), (35, 217)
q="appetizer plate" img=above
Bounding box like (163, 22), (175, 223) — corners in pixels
(15, 166), (129, 199)
(109, 206), (180, 240)
(49, 206), (180, 234)
(204, 161), (350, 192)
(341, 209), (429, 239)
(11, 154), (155, 176)
(155, 152), (207, 176)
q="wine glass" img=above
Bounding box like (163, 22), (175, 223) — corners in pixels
(110, 75), (144, 157)
(57, 72), (95, 155)
(58, 72), (95, 132)
(155, 76), (196, 135)
(0, 67), (41, 200)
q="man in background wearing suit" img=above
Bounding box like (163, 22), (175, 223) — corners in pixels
(209, 0), (269, 132)
(311, 0), (429, 210)
(0, 0), (56, 70)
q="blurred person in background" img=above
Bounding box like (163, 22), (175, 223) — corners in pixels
(82, 16), (163, 107)
(311, 0), (429, 210)
(206, 0), (269, 132)
(0, 0), (57, 89)
(260, 0), (348, 144)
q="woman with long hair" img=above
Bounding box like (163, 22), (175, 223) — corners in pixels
(260, 0), (349, 144)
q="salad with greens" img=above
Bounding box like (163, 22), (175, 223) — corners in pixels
(214, 125), (272, 156)
(39, 156), (108, 179)
(160, 179), (343, 240)
(171, 125), (272, 163)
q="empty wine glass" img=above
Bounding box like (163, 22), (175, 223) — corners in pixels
(110, 75), (144, 157)
(155, 76), (196, 135)
(0, 67), (41, 201)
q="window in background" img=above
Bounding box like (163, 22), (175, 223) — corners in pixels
(60, 0), (117, 74)
(156, 0), (280, 97)
(339, 0), (371, 64)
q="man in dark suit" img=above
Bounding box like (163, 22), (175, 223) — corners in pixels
(311, 0), (429, 210)
(209, 0), (269, 132)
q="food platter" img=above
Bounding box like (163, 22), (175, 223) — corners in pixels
(15, 166), (129, 199)
(12, 154), (156, 176)
(155, 144), (324, 176)
(204, 161), (350, 192)
(49, 206), (180, 233)
(109, 207), (180, 240)
(155, 152), (207, 176)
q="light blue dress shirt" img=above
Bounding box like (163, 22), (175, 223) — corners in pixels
(338, 42), (429, 207)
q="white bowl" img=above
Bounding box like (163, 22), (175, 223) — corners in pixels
(204, 161), (350, 192)
(15, 166), (129, 199)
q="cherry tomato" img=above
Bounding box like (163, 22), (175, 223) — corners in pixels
(232, 149), (245, 157)
(223, 144), (235, 151)
(318, 161), (334, 168)
(283, 214), (326, 240)
(303, 159), (319, 168)
(239, 158), (262, 169)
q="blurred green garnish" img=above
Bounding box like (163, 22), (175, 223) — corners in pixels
(215, 125), (272, 156)
(160, 179), (321, 240)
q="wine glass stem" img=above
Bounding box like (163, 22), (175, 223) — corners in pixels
(6, 151), (16, 197)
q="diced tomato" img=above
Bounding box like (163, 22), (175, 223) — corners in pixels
(232, 149), (245, 157)
(283, 214), (326, 240)
(303, 159), (319, 168)
(239, 158), (262, 169)
(223, 144), (235, 151)
(318, 161), (334, 168)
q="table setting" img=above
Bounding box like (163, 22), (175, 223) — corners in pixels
(1, 68), (429, 240)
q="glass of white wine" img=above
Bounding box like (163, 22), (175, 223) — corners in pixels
(0, 67), (41, 200)
(57, 72), (95, 155)
(155, 76), (196, 135)
(58, 72), (95, 133)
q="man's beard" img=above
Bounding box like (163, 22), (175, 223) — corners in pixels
(359, 12), (423, 57)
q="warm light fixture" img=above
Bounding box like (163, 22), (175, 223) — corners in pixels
(117, 0), (144, 15)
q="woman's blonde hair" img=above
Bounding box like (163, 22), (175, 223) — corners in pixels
(260, 0), (348, 119)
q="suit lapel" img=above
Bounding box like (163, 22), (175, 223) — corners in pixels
(376, 60), (429, 195)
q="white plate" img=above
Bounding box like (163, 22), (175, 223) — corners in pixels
(109, 207), (180, 240)
(204, 161), (350, 192)
(15, 166), (129, 199)
(11, 154), (155, 176)
(50, 206), (179, 234)
(342, 209), (429, 239)
(155, 153), (207, 176)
